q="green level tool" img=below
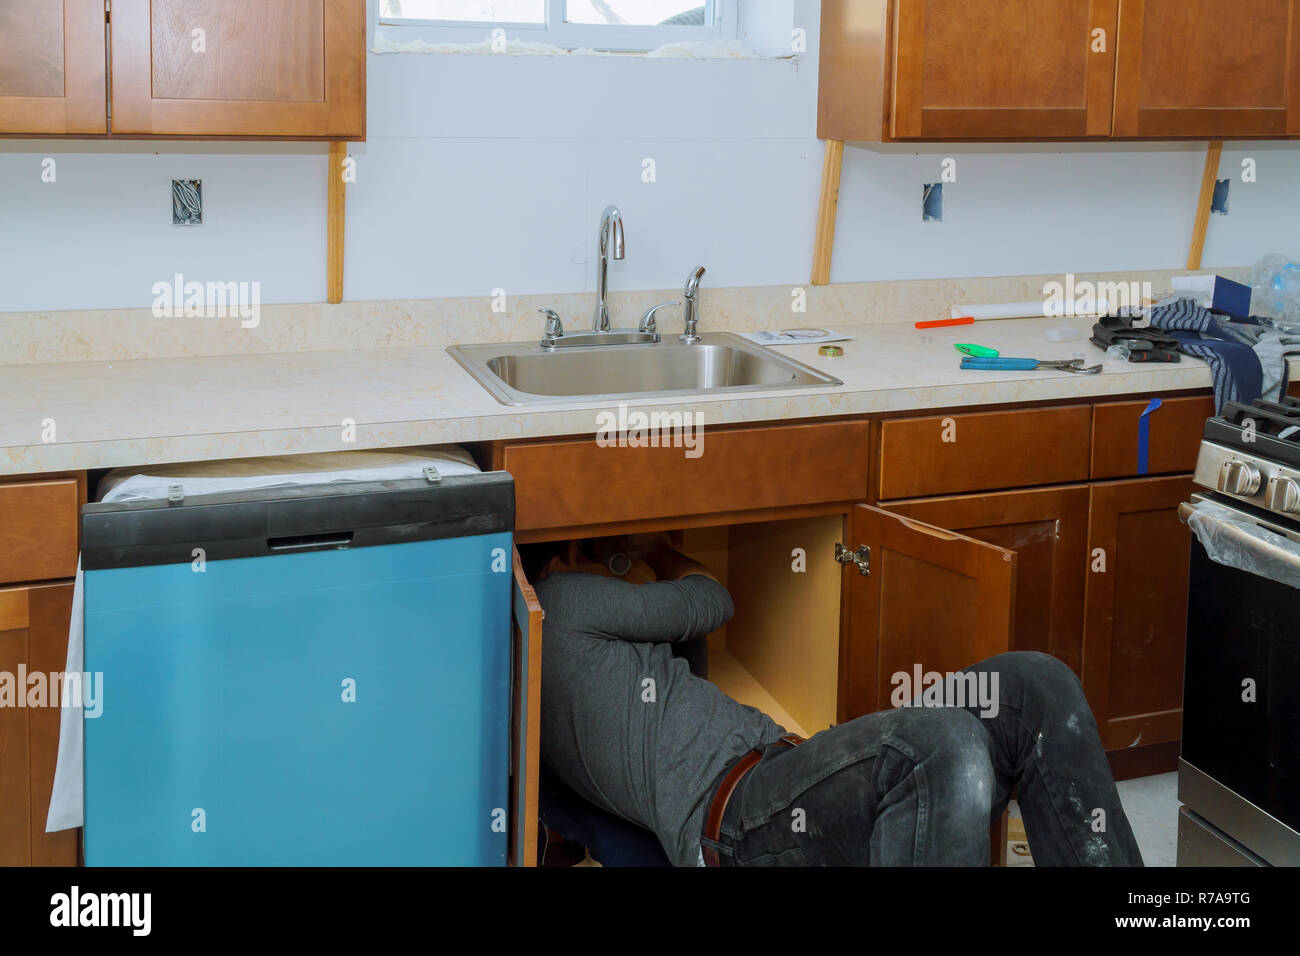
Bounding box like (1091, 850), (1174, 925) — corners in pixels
(954, 343), (1000, 357)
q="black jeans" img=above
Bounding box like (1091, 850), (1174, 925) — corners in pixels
(704, 651), (1143, 866)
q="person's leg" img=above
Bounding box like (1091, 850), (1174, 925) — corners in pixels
(955, 651), (1143, 866)
(712, 706), (995, 866)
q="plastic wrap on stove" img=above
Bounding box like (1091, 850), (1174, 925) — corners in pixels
(1181, 498), (1300, 591)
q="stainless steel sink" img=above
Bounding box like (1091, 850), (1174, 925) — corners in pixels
(448, 332), (842, 406)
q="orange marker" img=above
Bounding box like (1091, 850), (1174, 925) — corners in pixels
(915, 316), (974, 329)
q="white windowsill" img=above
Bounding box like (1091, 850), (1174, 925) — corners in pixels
(370, 30), (793, 59)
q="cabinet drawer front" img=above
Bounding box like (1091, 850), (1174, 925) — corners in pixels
(1092, 396), (1214, 479)
(504, 420), (870, 534)
(0, 480), (79, 585)
(878, 405), (1092, 499)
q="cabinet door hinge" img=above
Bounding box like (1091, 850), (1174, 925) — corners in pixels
(834, 543), (871, 576)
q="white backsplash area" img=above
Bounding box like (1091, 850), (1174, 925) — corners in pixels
(0, 267), (1244, 365)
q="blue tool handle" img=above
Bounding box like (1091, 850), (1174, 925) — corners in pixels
(960, 357), (1039, 370)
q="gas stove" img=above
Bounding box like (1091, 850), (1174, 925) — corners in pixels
(1181, 395), (1300, 867)
(1195, 397), (1300, 520)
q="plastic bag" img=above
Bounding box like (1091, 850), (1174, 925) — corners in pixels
(1182, 499), (1300, 591)
(1250, 254), (1300, 328)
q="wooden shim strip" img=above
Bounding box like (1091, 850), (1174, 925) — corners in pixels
(811, 138), (844, 286)
(1187, 140), (1223, 270)
(327, 141), (347, 304)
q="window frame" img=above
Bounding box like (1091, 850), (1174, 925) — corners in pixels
(376, 0), (734, 52)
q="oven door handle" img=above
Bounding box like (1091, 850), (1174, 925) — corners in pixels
(1180, 500), (1300, 590)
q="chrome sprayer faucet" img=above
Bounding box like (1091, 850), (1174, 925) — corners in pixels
(680, 265), (706, 344)
(593, 205), (625, 332)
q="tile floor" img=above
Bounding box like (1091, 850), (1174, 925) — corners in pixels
(1117, 771), (1179, 867)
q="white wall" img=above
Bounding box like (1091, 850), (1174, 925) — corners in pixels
(1, 0), (1298, 314)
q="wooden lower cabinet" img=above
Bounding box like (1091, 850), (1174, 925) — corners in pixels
(502, 420), (870, 539)
(0, 583), (78, 867)
(0, 478), (81, 586)
(856, 474), (1197, 780)
(883, 485), (1091, 675)
(1082, 475), (1197, 762)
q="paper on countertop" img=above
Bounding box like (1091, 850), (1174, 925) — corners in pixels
(46, 445), (482, 833)
(739, 328), (852, 346)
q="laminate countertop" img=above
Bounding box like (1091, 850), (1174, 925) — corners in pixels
(1, 315), (1286, 476)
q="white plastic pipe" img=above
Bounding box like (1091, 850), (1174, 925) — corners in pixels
(951, 299), (1110, 320)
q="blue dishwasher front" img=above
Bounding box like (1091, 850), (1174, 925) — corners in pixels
(81, 473), (514, 866)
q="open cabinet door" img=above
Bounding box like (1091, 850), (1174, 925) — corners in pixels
(509, 549), (542, 867)
(838, 505), (1017, 722)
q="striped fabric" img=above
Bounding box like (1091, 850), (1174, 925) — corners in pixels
(1148, 298), (1219, 334)
(1149, 298), (1262, 414)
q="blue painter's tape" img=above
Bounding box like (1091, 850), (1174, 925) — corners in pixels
(1137, 398), (1162, 475)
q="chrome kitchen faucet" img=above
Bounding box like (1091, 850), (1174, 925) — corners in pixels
(593, 205), (624, 332)
(533, 211), (704, 350)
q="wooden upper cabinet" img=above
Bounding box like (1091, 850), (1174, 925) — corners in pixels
(820, 0), (1300, 140)
(1112, 0), (1300, 137)
(891, 0), (1118, 139)
(0, 1), (107, 134)
(110, 0), (366, 138)
(819, 0), (1118, 141)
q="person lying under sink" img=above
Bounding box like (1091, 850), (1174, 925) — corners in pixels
(523, 536), (1143, 867)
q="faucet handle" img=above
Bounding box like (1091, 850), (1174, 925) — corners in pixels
(681, 266), (706, 344)
(539, 309), (564, 348)
(638, 300), (679, 334)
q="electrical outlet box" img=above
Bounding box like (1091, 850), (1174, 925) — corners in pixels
(172, 179), (203, 225)
(922, 183), (943, 222)
(1211, 178), (1230, 215)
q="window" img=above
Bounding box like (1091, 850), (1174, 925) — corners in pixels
(377, 0), (735, 52)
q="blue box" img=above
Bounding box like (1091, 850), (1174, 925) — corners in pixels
(1172, 274), (1252, 318)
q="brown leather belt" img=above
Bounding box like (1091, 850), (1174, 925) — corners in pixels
(701, 733), (803, 867)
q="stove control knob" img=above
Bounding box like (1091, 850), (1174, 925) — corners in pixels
(1219, 460), (1262, 496)
(1267, 476), (1300, 514)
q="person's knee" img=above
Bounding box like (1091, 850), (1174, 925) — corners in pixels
(996, 651), (1084, 701)
(992, 651), (1099, 739)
